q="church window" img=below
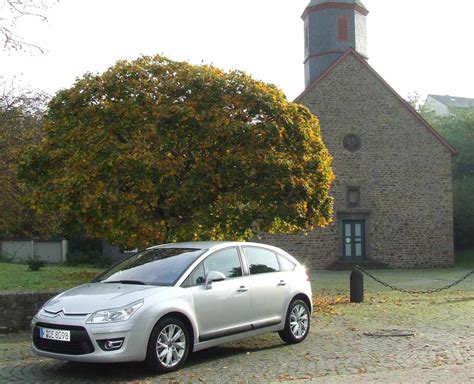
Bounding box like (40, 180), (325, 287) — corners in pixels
(337, 16), (349, 41)
(343, 134), (361, 152)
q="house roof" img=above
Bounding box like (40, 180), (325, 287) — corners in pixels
(295, 48), (457, 155)
(428, 94), (474, 109)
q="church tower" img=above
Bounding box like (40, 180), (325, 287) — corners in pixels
(303, 0), (369, 87)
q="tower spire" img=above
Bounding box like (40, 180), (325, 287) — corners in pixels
(302, 0), (369, 87)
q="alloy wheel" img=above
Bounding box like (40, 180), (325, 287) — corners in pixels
(289, 304), (309, 339)
(156, 324), (187, 368)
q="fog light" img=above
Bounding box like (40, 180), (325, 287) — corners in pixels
(105, 340), (123, 350)
(98, 338), (124, 351)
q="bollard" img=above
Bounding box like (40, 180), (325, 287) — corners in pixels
(350, 269), (364, 303)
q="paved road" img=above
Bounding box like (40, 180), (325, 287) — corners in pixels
(1, 305), (473, 383)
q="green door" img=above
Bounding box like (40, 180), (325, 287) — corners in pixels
(343, 220), (366, 261)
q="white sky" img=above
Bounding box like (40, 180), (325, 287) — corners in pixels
(1, 0), (473, 102)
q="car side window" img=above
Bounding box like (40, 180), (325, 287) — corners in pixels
(243, 247), (280, 275)
(182, 247), (242, 287)
(187, 263), (206, 286)
(278, 254), (296, 271)
(204, 247), (242, 279)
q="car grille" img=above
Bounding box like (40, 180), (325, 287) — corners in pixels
(33, 322), (95, 355)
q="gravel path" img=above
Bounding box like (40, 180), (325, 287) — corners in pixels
(1, 291), (473, 383)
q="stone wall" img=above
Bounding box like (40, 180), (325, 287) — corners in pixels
(265, 53), (455, 269)
(0, 291), (61, 332)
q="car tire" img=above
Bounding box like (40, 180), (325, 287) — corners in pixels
(278, 299), (310, 344)
(146, 316), (191, 373)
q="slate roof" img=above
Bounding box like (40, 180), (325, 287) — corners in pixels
(307, 0), (367, 8)
(428, 94), (474, 109)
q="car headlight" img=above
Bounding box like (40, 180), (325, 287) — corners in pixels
(86, 300), (144, 324)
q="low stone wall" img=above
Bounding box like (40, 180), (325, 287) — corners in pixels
(0, 291), (61, 332)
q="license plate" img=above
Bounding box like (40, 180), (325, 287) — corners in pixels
(39, 327), (71, 342)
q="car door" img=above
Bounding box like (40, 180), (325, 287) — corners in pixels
(241, 246), (291, 328)
(189, 247), (252, 341)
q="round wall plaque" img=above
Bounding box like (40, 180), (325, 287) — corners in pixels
(343, 134), (361, 152)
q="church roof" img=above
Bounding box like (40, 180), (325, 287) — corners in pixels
(295, 49), (458, 155)
(428, 94), (474, 109)
(303, 0), (369, 18)
(307, 0), (367, 9)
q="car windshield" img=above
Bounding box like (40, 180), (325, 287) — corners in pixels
(96, 248), (204, 286)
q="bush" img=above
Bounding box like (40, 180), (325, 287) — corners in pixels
(453, 177), (474, 250)
(66, 250), (111, 267)
(27, 256), (45, 271)
(66, 238), (110, 267)
(0, 252), (14, 263)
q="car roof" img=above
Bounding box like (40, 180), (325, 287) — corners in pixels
(148, 241), (287, 253)
(149, 241), (237, 251)
(147, 241), (301, 268)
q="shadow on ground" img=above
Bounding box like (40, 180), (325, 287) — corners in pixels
(26, 339), (286, 382)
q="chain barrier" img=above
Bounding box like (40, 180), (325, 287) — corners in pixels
(355, 265), (474, 294)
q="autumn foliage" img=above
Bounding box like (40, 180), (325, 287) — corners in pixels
(0, 83), (57, 238)
(20, 55), (334, 248)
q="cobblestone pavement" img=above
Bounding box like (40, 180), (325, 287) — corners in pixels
(0, 293), (473, 383)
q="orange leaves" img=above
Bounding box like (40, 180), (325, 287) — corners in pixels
(21, 54), (334, 248)
(313, 294), (350, 315)
(0, 86), (59, 238)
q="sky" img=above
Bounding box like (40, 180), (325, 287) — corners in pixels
(1, 0), (473, 102)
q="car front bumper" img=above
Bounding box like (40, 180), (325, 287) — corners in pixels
(31, 314), (152, 363)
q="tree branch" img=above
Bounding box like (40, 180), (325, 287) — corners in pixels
(0, 0), (57, 53)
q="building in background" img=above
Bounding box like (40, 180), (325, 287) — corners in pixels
(261, 0), (456, 269)
(424, 94), (474, 117)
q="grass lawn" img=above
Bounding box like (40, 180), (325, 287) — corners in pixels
(0, 263), (103, 292)
(309, 252), (474, 319)
(0, 249), (472, 293)
(311, 249), (474, 296)
(311, 266), (474, 295)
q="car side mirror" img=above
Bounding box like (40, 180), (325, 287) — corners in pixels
(204, 271), (226, 290)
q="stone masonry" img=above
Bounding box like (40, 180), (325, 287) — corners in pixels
(0, 291), (60, 332)
(262, 51), (455, 269)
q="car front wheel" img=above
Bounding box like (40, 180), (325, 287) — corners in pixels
(278, 299), (310, 344)
(146, 316), (191, 373)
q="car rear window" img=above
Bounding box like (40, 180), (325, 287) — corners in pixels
(278, 254), (296, 271)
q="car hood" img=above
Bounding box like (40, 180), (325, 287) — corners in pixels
(44, 283), (168, 315)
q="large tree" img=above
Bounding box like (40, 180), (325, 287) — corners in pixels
(0, 81), (58, 238)
(20, 55), (334, 248)
(426, 107), (474, 249)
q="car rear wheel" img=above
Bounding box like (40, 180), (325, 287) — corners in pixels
(278, 299), (310, 344)
(146, 316), (191, 373)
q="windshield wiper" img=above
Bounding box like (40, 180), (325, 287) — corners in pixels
(102, 280), (147, 285)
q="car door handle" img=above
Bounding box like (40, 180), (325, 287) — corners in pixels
(277, 280), (287, 286)
(237, 286), (248, 292)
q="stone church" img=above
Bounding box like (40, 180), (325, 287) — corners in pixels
(261, 0), (457, 269)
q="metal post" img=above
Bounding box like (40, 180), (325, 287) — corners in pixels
(350, 269), (364, 303)
(61, 240), (68, 264)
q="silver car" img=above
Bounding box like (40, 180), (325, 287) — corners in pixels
(32, 241), (312, 372)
